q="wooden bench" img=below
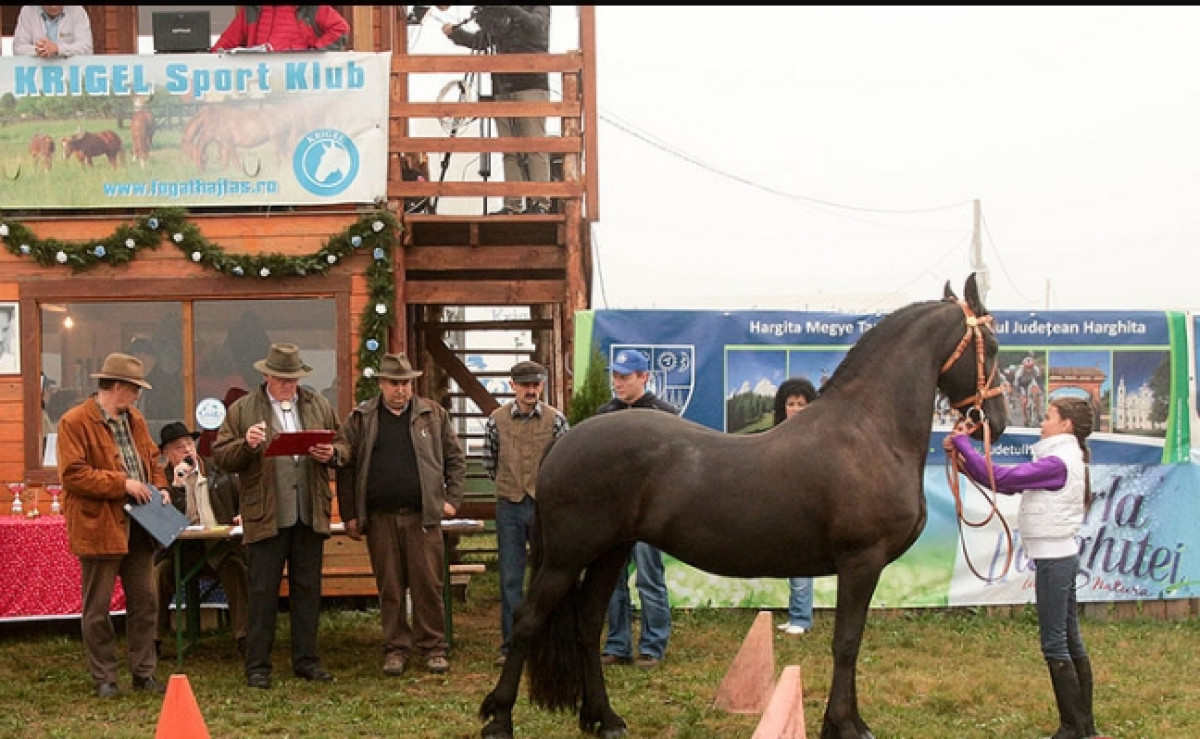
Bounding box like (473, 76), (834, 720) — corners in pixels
(448, 563), (487, 603)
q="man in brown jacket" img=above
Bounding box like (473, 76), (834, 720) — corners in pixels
(333, 353), (465, 676)
(57, 352), (169, 698)
(212, 343), (339, 689)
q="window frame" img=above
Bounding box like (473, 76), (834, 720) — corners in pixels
(22, 274), (353, 476)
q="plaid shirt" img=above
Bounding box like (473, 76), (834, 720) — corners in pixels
(101, 407), (146, 483)
(482, 401), (569, 480)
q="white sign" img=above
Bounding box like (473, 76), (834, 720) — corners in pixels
(194, 397), (227, 431)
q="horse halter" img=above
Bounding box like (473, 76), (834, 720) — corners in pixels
(939, 300), (1003, 428)
(941, 299), (1013, 582)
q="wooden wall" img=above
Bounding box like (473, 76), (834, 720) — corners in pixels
(0, 210), (376, 485)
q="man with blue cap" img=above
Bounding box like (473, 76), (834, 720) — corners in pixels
(598, 348), (678, 669)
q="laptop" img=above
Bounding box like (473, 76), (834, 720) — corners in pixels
(152, 11), (212, 54)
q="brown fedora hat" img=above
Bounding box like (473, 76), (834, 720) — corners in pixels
(90, 352), (152, 389)
(376, 353), (424, 380)
(252, 342), (313, 379)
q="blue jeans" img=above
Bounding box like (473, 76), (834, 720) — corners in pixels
(604, 542), (671, 660)
(1034, 554), (1088, 661)
(496, 497), (536, 654)
(785, 577), (813, 629)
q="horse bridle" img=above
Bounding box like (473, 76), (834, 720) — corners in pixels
(938, 300), (1003, 422)
(940, 300), (1014, 582)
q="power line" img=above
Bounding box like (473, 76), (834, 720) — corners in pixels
(980, 215), (1040, 305)
(598, 110), (972, 216)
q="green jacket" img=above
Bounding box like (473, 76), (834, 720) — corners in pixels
(333, 395), (466, 530)
(212, 385), (339, 545)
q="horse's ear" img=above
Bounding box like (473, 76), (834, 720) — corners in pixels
(964, 273), (987, 315)
(943, 280), (958, 302)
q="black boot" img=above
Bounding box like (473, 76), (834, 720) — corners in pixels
(1046, 658), (1087, 739)
(1072, 656), (1097, 737)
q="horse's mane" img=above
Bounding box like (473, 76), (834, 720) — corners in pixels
(819, 298), (950, 396)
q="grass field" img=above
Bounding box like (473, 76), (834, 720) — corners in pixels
(0, 561), (1197, 738)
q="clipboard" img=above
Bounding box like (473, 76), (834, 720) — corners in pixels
(125, 484), (190, 548)
(265, 429), (335, 457)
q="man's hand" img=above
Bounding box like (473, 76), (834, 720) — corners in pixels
(125, 478), (153, 504)
(34, 37), (59, 58)
(309, 443), (335, 464)
(442, 502), (457, 517)
(245, 421), (268, 450)
(344, 518), (362, 541)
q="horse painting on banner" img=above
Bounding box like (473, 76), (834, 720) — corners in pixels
(479, 274), (1008, 739)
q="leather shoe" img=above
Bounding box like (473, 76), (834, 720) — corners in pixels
(246, 672), (272, 689)
(293, 666), (335, 682)
(426, 655), (449, 674)
(634, 655), (662, 669)
(94, 682), (119, 699)
(383, 653), (407, 676)
(132, 676), (166, 694)
(600, 653), (631, 666)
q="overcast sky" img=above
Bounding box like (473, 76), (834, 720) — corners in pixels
(575, 6), (1200, 313)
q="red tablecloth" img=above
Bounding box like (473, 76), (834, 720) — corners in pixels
(0, 516), (126, 620)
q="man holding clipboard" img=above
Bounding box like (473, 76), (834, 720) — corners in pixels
(57, 352), (170, 698)
(212, 343), (340, 689)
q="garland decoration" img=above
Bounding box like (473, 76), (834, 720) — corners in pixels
(0, 206), (400, 403)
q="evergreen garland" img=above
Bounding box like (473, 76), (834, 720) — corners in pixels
(0, 207), (400, 403)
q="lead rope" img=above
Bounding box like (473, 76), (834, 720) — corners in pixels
(941, 301), (1014, 582)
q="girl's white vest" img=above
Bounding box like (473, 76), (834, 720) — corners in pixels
(1019, 433), (1086, 559)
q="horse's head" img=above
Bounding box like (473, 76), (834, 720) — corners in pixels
(939, 273), (1008, 441)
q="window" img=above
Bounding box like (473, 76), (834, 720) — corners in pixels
(40, 297), (337, 466)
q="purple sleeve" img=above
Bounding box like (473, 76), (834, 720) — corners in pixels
(949, 435), (1068, 494)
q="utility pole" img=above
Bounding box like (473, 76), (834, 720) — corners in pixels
(969, 198), (990, 302)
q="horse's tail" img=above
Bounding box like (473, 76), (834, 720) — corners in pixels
(524, 432), (588, 712)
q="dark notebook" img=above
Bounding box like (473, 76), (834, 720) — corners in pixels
(125, 484), (189, 547)
(152, 11), (212, 54)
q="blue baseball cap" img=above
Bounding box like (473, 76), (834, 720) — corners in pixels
(608, 350), (649, 374)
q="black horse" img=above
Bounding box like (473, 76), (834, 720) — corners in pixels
(479, 274), (1008, 739)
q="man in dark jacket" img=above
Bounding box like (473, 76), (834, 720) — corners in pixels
(442, 5), (553, 215)
(212, 343), (339, 689)
(598, 349), (678, 669)
(332, 353), (466, 676)
(57, 352), (169, 698)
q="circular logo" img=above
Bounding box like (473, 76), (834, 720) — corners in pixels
(194, 397), (227, 431)
(293, 129), (360, 197)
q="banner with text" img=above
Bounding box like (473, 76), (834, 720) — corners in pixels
(0, 52), (390, 208)
(575, 307), (1199, 607)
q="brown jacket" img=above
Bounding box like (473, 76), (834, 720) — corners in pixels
(57, 396), (167, 557)
(211, 384), (339, 545)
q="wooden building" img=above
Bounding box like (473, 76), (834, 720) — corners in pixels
(0, 5), (598, 519)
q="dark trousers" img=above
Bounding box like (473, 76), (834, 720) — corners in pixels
(244, 524), (325, 676)
(366, 510), (447, 659)
(79, 524), (158, 687)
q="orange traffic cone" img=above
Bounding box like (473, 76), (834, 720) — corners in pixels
(713, 610), (776, 714)
(753, 664), (807, 739)
(154, 674), (211, 739)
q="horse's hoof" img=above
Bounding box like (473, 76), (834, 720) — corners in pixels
(480, 722), (513, 739)
(600, 728), (628, 739)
